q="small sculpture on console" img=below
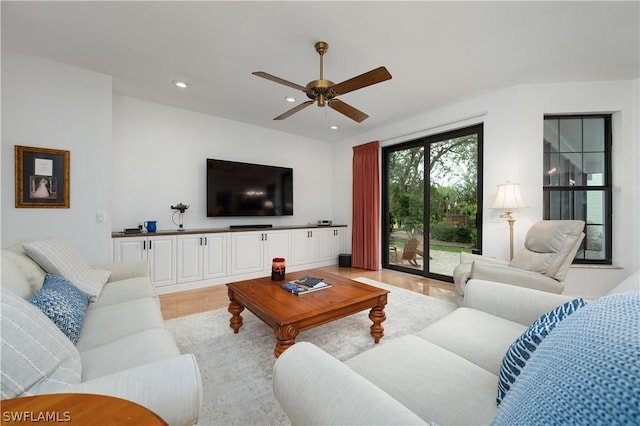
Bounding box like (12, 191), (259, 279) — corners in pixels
(171, 203), (190, 231)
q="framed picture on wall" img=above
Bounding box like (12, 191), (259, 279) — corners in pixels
(15, 145), (70, 208)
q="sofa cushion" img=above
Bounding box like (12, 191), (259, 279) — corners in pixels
(22, 239), (110, 301)
(1, 288), (82, 398)
(91, 277), (157, 308)
(417, 307), (527, 375)
(496, 298), (586, 405)
(1, 253), (33, 298)
(1, 249), (46, 294)
(492, 290), (640, 425)
(76, 298), (166, 352)
(27, 275), (90, 345)
(80, 328), (181, 381)
(346, 335), (498, 425)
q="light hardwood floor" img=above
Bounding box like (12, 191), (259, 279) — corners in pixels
(159, 266), (456, 320)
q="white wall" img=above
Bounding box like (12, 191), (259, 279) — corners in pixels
(333, 79), (640, 298)
(1, 51), (113, 263)
(112, 95), (333, 232)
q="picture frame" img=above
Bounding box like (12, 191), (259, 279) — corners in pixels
(15, 145), (70, 208)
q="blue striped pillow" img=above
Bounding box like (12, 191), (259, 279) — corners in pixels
(497, 298), (586, 405)
(27, 275), (90, 344)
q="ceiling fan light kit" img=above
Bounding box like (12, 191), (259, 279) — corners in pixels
(253, 41), (392, 123)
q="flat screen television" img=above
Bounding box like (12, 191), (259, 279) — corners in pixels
(207, 159), (293, 217)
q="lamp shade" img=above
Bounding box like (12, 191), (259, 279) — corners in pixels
(492, 182), (527, 210)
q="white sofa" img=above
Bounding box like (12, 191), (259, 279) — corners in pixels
(1, 239), (202, 426)
(273, 271), (639, 425)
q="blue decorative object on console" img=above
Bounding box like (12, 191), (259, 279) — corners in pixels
(27, 274), (90, 344)
(497, 297), (586, 405)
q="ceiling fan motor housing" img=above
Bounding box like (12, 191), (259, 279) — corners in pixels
(305, 79), (335, 106)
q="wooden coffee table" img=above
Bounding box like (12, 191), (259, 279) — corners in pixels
(226, 269), (389, 358)
(1, 393), (167, 425)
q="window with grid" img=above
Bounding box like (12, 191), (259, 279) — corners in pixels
(543, 114), (612, 264)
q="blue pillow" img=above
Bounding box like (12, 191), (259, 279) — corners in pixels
(492, 291), (640, 425)
(27, 275), (90, 345)
(497, 298), (586, 405)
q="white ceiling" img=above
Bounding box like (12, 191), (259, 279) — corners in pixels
(2, 1), (639, 143)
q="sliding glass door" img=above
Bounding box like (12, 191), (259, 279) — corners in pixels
(382, 124), (483, 281)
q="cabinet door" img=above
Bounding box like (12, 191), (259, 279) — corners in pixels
(308, 229), (325, 263)
(113, 237), (147, 263)
(264, 230), (291, 268)
(148, 236), (177, 287)
(290, 229), (312, 266)
(177, 234), (203, 283)
(230, 232), (264, 275)
(203, 233), (226, 279)
(322, 228), (340, 261)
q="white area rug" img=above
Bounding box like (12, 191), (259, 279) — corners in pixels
(165, 277), (457, 426)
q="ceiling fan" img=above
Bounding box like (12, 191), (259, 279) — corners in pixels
(252, 41), (392, 123)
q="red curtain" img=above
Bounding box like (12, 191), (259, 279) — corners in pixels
(352, 141), (380, 270)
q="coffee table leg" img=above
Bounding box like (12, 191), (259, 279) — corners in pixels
(369, 303), (387, 344)
(227, 290), (245, 333)
(273, 324), (299, 358)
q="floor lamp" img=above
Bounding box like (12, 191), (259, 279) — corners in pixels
(492, 182), (527, 260)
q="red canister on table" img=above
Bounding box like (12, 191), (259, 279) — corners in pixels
(271, 257), (286, 281)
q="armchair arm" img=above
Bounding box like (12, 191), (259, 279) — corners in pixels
(470, 261), (565, 294)
(92, 261), (150, 282)
(459, 252), (509, 266)
(464, 280), (575, 326)
(57, 354), (202, 426)
(273, 342), (426, 425)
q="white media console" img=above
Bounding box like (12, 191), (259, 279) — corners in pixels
(112, 225), (348, 294)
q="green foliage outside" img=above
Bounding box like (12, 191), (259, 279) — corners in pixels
(387, 135), (479, 247)
(430, 223), (476, 244)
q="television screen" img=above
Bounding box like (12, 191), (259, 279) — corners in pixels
(207, 159), (293, 217)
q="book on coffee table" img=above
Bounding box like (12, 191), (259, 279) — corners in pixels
(281, 278), (331, 295)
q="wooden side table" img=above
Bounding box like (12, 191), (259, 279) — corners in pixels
(1, 393), (167, 425)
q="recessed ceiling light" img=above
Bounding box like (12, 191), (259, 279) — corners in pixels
(173, 80), (190, 89)
(285, 96), (296, 103)
(330, 125), (340, 130)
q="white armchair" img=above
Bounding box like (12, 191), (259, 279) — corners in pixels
(452, 220), (585, 305)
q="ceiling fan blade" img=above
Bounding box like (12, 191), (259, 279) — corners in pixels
(252, 71), (306, 91)
(328, 99), (369, 123)
(274, 100), (314, 120)
(330, 66), (392, 96)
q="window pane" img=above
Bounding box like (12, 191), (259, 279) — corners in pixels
(559, 119), (582, 153)
(583, 118), (605, 152)
(546, 153), (560, 186)
(573, 190), (586, 221)
(558, 153), (582, 186)
(544, 119), (559, 153)
(585, 224), (606, 260)
(586, 190), (605, 224)
(584, 153), (605, 186)
(547, 191), (573, 220)
(548, 191), (561, 218)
